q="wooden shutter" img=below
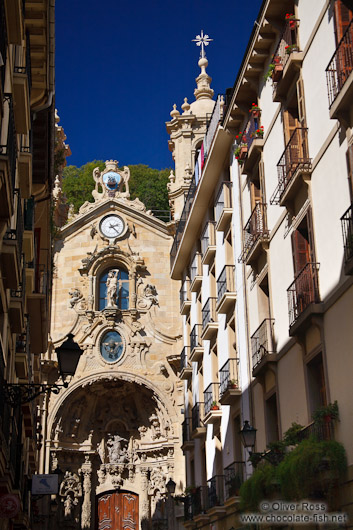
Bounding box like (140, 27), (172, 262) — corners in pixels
(291, 229), (310, 275)
(306, 207), (316, 263)
(334, 0), (353, 43)
(296, 77), (307, 128)
(346, 145), (353, 199)
(250, 180), (262, 209)
(283, 109), (299, 145)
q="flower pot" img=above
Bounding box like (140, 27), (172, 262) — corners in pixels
(272, 64), (283, 82)
(211, 406), (219, 411)
(289, 20), (297, 29)
(239, 146), (248, 160)
(251, 110), (261, 118)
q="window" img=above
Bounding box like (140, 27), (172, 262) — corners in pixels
(98, 267), (129, 310)
(266, 392), (279, 444)
(307, 352), (327, 415)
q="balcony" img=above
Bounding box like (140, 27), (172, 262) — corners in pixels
(272, 20), (303, 102)
(251, 319), (276, 377)
(297, 418), (334, 443)
(224, 461), (245, 500)
(15, 327), (30, 380)
(341, 203), (353, 274)
(184, 487), (208, 521)
(191, 402), (206, 439)
(219, 358), (241, 405)
(189, 324), (203, 365)
(207, 475), (225, 513)
(180, 279), (191, 315)
(201, 221), (216, 265)
(239, 202), (269, 266)
(190, 252), (202, 292)
(180, 346), (192, 380)
(9, 265), (26, 333)
(18, 132), (33, 199)
(23, 197), (35, 263)
(1, 191), (23, 289)
(215, 182), (233, 232)
(216, 265), (236, 313)
(241, 113), (264, 174)
(326, 17), (353, 123)
(27, 264), (49, 353)
(4, 0), (24, 44)
(287, 262), (323, 336)
(13, 56), (31, 133)
(0, 94), (17, 220)
(201, 297), (218, 340)
(270, 127), (312, 210)
(181, 418), (194, 452)
(203, 383), (221, 425)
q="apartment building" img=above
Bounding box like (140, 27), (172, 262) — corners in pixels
(168, 1), (353, 527)
(0, 0), (56, 527)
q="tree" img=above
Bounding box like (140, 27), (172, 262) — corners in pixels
(62, 162), (171, 221)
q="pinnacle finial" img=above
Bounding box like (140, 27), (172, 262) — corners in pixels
(192, 30), (213, 59)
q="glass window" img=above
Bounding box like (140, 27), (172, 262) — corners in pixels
(100, 330), (124, 363)
(98, 268), (129, 310)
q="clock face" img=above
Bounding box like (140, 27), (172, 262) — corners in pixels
(100, 215), (125, 239)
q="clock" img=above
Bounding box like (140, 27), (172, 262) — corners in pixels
(99, 215), (125, 239)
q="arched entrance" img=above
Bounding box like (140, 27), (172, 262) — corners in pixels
(97, 491), (138, 530)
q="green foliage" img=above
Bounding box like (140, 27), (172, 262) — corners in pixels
(312, 401), (339, 424)
(239, 463), (278, 511)
(62, 162), (171, 221)
(283, 422), (304, 446)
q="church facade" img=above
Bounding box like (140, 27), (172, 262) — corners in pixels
(38, 162), (184, 529)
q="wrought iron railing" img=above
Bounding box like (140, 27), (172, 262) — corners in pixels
(219, 358), (239, 398)
(4, 190), (24, 268)
(215, 181), (232, 223)
(204, 94), (224, 155)
(180, 346), (191, 372)
(272, 19), (300, 74)
(297, 418), (334, 443)
(0, 0), (7, 92)
(251, 318), (276, 369)
(192, 402), (205, 431)
(287, 262), (320, 326)
(190, 252), (202, 284)
(0, 95), (18, 192)
(11, 255), (26, 307)
(224, 461), (245, 499)
(184, 487), (207, 520)
(240, 202), (268, 262)
(190, 324), (202, 351)
(180, 279), (191, 310)
(201, 221), (216, 256)
(341, 203), (353, 262)
(217, 265), (235, 303)
(243, 111), (262, 150)
(326, 17), (353, 108)
(201, 297), (217, 329)
(270, 127), (311, 205)
(182, 417), (193, 445)
(207, 475), (224, 508)
(204, 383), (220, 415)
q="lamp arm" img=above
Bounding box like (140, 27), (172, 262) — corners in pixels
(0, 382), (68, 407)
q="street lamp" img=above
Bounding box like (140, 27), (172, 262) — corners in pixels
(239, 420), (257, 449)
(1, 334), (82, 406)
(166, 478), (176, 495)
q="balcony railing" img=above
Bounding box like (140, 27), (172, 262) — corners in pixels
(217, 265), (235, 303)
(204, 383), (220, 415)
(215, 181), (232, 224)
(243, 111), (261, 151)
(251, 318), (276, 369)
(180, 346), (191, 372)
(207, 475), (224, 508)
(182, 417), (193, 445)
(190, 324), (202, 351)
(0, 0), (7, 92)
(326, 17), (353, 108)
(201, 221), (216, 257)
(11, 255), (26, 307)
(287, 262), (320, 326)
(192, 402), (205, 431)
(0, 95), (18, 192)
(170, 95), (224, 269)
(14, 31), (32, 95)
(240, 202), (268, 262)
(184, 487), (207, 520)
(190, 252), (202, 284)
(202, 297), (217, 329)
(271, 127), (311, 205)
(4, 190), (24, 267)
(341, 203), (353, 262)
(180, 279), (191, 310)
(297, 418), (334, 443)
(272, 19), (300, 75)
(224, 461), (245, 499)
(219, 358), (239, 398)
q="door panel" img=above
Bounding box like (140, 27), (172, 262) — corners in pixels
(98, 492), (139, 530)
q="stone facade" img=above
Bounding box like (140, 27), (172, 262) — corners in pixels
(41, 161), (184, 529)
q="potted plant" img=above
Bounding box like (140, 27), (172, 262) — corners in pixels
(285, 13), (297, 29)
(228, 379), (238, 389)
(234, 143), (248, 163)
(210, 400), (219, 410)
(250, 126), (264, 139)
(264, 56), (282, 82)
(285, 44), (299, 55)
(235, 131), (247, 143)
(249, 103), (261, 118)
(312, 401), (339, 424)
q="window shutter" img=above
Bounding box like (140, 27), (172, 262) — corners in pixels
(346, 144), (353, 199)
(283, 109), (299, 145)
(306, 207), (316, 263)
(291, 229), (310, 275)
(334, 0), (353, 43)
(296, 77), (307, 128)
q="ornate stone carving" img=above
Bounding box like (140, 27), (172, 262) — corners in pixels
(80, 456), (92, 530)
(106, 271), (118, 308)
(69, 288), (84, 309)
(136, 280), (159, 310)
(59, 471), (82, 521)
(79, 245), (146, 276)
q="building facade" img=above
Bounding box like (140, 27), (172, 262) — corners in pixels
(0, 0), (57, 527)
(37, 161), (185, 530)
(169, 0), (353, 528)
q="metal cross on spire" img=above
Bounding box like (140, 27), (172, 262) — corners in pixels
(192, 30), (213, 58)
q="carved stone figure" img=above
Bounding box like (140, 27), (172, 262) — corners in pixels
(106, 270), (118, 308)
(59, 471), (82, 521)
(149, 414), (161, 440)
(136, 282), (159, 310)
(106, 434), (128, 463)
(69, 288), (83, 308)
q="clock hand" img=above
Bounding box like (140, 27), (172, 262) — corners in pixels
(110, 224), (120, 234)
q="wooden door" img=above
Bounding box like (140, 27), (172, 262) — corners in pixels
(97, 492), (139, 530)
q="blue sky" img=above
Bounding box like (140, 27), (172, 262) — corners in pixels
(56, 0), (263, 170)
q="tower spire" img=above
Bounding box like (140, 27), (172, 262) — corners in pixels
(192, 30), (213, 59)
(192, 30), (214, 101)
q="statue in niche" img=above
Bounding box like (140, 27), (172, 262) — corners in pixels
(59, 471), (82, 520)
(106, 434), (128, 464)
(106, 270), (118, 308)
